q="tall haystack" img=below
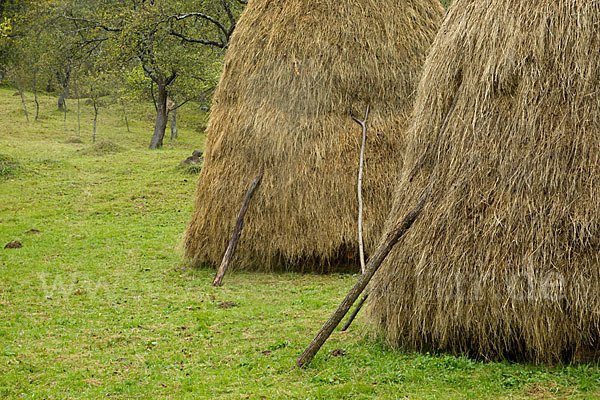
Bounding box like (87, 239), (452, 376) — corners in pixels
(184, 0), (444, 272)
(367, 0), (600, 363)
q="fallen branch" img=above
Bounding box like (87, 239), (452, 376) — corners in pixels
(213, 174), (263, 287)
(295, 187), (430, 368)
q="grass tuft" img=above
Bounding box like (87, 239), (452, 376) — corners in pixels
(177, 162), (203, 175)
(64, 136), (85, 144)
(0, 153), (22, 179)
(77, 140), (125, 156)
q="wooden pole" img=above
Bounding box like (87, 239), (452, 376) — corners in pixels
(340, 292), (368, 332)
(352, 105), (369, 274)
(296, 85), (463, 367)
(340, 105), (370, 332)
(213, 174), (263, 287)
(295, 187), (430, 368)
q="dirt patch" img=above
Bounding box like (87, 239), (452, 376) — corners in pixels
(216, 301), (236, 309)
(330, 349), (346, 357)
(4, 241), (23, 249)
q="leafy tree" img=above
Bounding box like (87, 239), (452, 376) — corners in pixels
(62, 0), (244, 149)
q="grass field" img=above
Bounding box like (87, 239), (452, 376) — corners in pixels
(1, 87), (599, 399)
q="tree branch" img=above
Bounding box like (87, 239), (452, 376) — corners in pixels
(61, 14), (123, 32)
(165, 72), (178, 87)
(170, 12), (228, 38)
(170, 96), (197, 112)
(170, 31), (226, 48)
(221, 0), (237, 37)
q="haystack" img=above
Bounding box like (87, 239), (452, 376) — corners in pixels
(184, 0), (444, 272)
(367, 0), (600, 363)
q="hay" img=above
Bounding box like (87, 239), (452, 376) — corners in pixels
(184, 0), (444, 273)
(367, 0), (600, 363)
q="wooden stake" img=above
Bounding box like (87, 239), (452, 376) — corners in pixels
(341, 105), (370, 332)
(213, 174), (263, 287)
(352, 105), (369, 274)
(295, 187), (430, 368)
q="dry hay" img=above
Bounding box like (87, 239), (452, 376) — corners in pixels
(367, 0), (600, 363)
(184, 0), (444, 272)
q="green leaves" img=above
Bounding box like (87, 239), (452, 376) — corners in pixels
(0, 17), (11, 39)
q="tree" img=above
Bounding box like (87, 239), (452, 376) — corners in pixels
(0, 0), (20, 83)
(7, 6), (52, 120)
(80, 68), (112, 143)
(61, 0), (244, 149)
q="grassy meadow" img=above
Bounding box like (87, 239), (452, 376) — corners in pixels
(1, 87), (599, 399)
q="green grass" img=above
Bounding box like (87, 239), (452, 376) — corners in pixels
(0, 153), (22, 179)
(0, 86), (599, 399)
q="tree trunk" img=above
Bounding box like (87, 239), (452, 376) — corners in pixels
(122, 100), (130, 133)
(76, 84), (81, 137)
(170, 107), (177, 148)
(57, 69), (70, 111)
(58, 93), (65, 110)
(58, 88), (69, 112)
(93, 101), (98, 143)
(16, 85), (29, 122)
(149, 84), (168, 149)
(33, 68), (39, 121)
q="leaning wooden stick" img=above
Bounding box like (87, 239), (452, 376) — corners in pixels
(340, 291), (368, 332)
(213, 174), (263, 287)
(295, 187), (430, 368)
